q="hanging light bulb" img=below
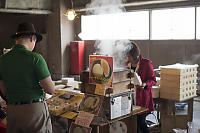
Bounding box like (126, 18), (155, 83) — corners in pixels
(64, 9), (77, 21)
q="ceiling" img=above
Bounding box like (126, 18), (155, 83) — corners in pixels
(68, 0), (197, 13)
(0, 0), (52, 14)
(0, 0), (198, 14)
(71, 0), (188, 7)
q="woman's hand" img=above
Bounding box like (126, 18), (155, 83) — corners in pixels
(127, 83), (134, 89)
(127, 62), (131, 69)
(0, 100), (7, 112)
(127, 72), (134, 78)
(136, 83), (147, 89)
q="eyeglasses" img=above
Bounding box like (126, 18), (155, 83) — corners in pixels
(32, 35), (37, 43)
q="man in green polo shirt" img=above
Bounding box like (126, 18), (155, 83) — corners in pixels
(0, 23), (55, 133)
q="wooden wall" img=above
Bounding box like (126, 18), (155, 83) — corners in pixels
(0, 13), (47, 54)
(83, 40), (200, 71)
(0, 0), (74, 80)
(0, 0), (200, 79)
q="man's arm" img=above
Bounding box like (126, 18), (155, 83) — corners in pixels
(0, 80), (6, 97)
(40, 76), (55, 95)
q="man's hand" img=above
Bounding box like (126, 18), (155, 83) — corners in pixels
(40, 76), (55, 95)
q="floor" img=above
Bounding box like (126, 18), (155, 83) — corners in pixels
(193, 97), (200, 125)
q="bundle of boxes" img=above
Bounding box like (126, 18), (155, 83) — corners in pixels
(160, 63), (198, 101)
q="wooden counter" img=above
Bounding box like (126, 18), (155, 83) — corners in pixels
(159, 97), (194, 133)
(90, 107), (147, 133)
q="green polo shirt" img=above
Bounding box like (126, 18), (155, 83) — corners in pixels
(0, 44), (50, 103)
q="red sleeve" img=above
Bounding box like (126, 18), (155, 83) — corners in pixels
(145, 60), (157, 88)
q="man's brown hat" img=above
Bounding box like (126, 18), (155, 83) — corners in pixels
(11, 22), (42, 43)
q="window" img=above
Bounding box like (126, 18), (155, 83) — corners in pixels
(80, 7), (197, 40)
(80, 11), (149, 40)
(197, 7), (200, 39)
(151, 7), (195, 40)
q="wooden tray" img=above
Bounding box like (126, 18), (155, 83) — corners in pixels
(46, 91), (84, 116)
(160, 64), (198, 75)
(80, 69), (131, 83)
(160, 84), (196, 94)
(80, 80), (133, 96)
(160, 77), (197, 88)
(160, 89), (196, 101)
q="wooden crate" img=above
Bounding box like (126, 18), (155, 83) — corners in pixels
(160, 76), (197, 88)
(80, 69), (131, 83)
(152, 86), (160, 98)
(161, 72), (197, 81)
(80, 69), (133, 96)
(159, 64), (198, 101)
(80, 80), (132, 96)
(160, 99), (194, 133)
(160, 64), (198, 75)
(160, 84), (196, 94)
(113, 68), (131, 83)
(91, 114), (137, 133)
(160, 89), (196, 101)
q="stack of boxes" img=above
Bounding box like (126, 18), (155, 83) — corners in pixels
(80, 68), (132, 96)
(160, 63), (198, 101)
(80, 68), (134, 120)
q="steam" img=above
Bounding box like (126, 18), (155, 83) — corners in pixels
(94, 40), (131, 69)
(79, 0), (130, 69)
(182, 53), (200, 65)
(85, 0), (126, 15)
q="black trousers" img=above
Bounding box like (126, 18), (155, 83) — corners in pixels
(137, 113), (150, 133)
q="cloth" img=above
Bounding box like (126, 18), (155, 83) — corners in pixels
(0, 44), (50, 103)
(137, 113), (150, 133)
(136, 56), (156, 114)
(51, 116), (69, 133)
(7, 101), (52, 133)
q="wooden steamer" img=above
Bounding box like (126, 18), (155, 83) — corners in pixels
(80, 68), (134, 120)
(80, 68), (132, 96)
(160, 63), (198, 101)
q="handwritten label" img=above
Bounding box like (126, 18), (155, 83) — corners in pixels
(61, 111), (78, 119)
(69, 122), (92, 133)
(94, 84), (106, 95)
(75, 111), (94, 127)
